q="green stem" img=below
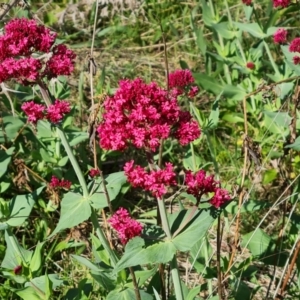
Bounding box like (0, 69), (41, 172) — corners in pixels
(56, 127), (89, 197)
(38, 83), (89, 198)
(157, 199), (184, 300)
(90, 208), (118, 267)
(263, 40), (281, 79)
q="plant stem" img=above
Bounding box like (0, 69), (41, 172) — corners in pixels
(216, 216), (223, 300)
(90, 208), (118, 267)
(129, 267), (141, 300)
(38, 83), (89, 198)
(263, 40), (281, 79)
(157, 198), (184, 300)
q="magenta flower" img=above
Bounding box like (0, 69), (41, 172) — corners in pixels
(46, 99), (70, 123)
(246, 62), (255, 70)
(0, 18), (75, 84)
(44, 44), (76, 78)
(168, 69), (199, 97)
(185, 170), (231, 208)
(124, 160), (177, 198)
(293, 56), (300, 65)
(242, 0), (252, 5)
(185, 170), (219, 197)
(89, 168), (100, 178)
(289, 38), (300, 53)
(169, 69), (195, 89)
(273, 0), (290, 7)
(21, 101), (46, 124)
(13, 265), (22, 275)
(210, 188), (231, 208)
(108, 207), (143, 245)
(97, 78), (201, 152)
(50, 175), (72, 190)
(273, 28), (287, 44)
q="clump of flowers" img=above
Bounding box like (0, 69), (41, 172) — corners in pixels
(273, 28), (288, 44)
(242, 0), (252, 5)
(46, 100), (71, 123)
(273, 0), (290, 7)
(89, 168), (100, 178)
(21, 101), (46, 124)
(289, 38), (300, 65)
(108, 207), (143, 245)
(168, 69), (199, 96)
(97, 76), (200, 152)
(21, 99), (70, 124)
(185, 170), (230, 208)
(124, 160), (177, 198)
(0, 18), (75, 84)
(49, 175), (72, 190)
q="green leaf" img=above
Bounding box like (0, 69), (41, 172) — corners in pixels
(3, 116), (25, 141)
(285, 136), (300, 151)
(49, 192), (91, 237)
(212, 22), (236, 39)
(128, 266), (157, 287)
(89, 172), (127, 209)
(201, 0), (215, 27)
(2, 230), (32, 269)
(241, 228), (274, 258)
(225, 200), (271, 214)
(263, 111), (291, 134)
(16, 287), (43, 300)
(172, 209), (215, 251)
(222, 113), (244, 123)
(91, 271), (116, 291)
(114, 237), (176, 273)
(3, 186), (45, 228)
(223, 85), (246, 100)
(234, 22), (265, 38)
(186, 286), (202, 300)
(37, 121), (52, 139)
(193, 73), (223, 95)
(39, 148), (57, 163)
(57, 156), (69, 167)
(25, 274), (64, 292)
(208, 97), (220, 128)
(71, 254), (100, 272)
(30, 242), (44, 276)
(0, 147), (14, 178)
(107, 287), (153, 300)
(91, 233), (110, 266)
(66, 131), (89, 146)
(45, 273), (53, 299)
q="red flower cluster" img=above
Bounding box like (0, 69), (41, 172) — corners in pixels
(49, 176), (72, 190)
(289, 38), (300, 65)
(242, 0), (252, 5)
(97, 77), (200, 152)
(89, 168), (100, 178)
(46, 100), (71, 123)
(168, 69), (199, 96)
(108, 207), (143, 245)
(273, 28), (288, 44)
(273, 0), (290, 7)
(246, 62), (255, 70)
(124, 160), (177, 198)
(0, 18), (75, 84)
(21, 99), (70, 124)
(185, 170), (230, 208)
